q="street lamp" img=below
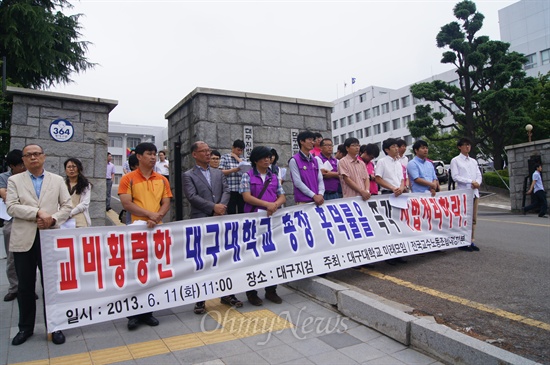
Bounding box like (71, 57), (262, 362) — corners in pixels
(525, 124), (533, 142)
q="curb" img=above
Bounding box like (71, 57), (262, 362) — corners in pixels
(287, 277), (539, 365)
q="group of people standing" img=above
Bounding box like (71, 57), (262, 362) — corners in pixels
(1, 132), (546, 347)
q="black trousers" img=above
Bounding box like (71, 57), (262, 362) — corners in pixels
(13, 230), (45, 333)
(247, 285), (277, 296)
(227, 191), (245, 215)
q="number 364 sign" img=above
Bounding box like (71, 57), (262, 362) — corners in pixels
(50, 119), (74, 142)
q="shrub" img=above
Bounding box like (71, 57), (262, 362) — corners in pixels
(483, 171), (509, 189)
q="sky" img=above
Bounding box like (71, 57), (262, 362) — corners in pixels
(50, 0), (518, 126)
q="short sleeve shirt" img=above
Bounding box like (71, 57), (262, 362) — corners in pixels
(118, 170), (172, 223)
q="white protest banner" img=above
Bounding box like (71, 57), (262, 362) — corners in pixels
(41, 190), (473, 332)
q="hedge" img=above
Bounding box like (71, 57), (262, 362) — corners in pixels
(483, 170), (509, 189)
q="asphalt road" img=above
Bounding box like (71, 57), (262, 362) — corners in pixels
(329, 206), (550, 364)
(108, 185), (550, 363)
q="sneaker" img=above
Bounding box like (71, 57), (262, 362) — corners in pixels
(220, 295), (243, 308)
(470, 244), (480, 251)
(141, 315), (159, 326)
(127, 317), (139, 330)
(539, 215), (549, 218)
(247, 292), (263, 306)
(265, 291), (282, 304)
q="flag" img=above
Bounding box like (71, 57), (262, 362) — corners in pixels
(352, 77), (356, 84)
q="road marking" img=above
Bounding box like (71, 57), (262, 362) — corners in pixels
(361, 268), (550, 332)
(12, 300), (294, 365)
(479, 218), (550, 227)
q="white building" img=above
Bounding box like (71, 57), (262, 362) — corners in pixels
(108, 122), (167, 182)
(330, 69), (458, 160)
(499, 0), (550, 78)
(330, 0), (549, 160)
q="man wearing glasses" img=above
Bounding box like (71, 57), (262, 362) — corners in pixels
(6, 144), (72, 346)
(182, 141), (243, 314)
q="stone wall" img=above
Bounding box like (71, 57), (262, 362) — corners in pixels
(505, 138), (550, 211)
(165, 88), (333, 219)
(7, 86), (118, 226)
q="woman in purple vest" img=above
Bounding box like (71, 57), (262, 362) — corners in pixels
(239, 146), (286, 306)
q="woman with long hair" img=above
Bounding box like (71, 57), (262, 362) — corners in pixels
(64, 158), (92, 227)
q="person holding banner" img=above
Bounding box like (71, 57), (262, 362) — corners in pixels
(289, 130), (325, 206)
(118, 142), (173, 330)
(316, 138), (340, 201)
(183, 141), (244, 314)
(239, 146), (286, 306)
(338, 138), (371, 200)
(450, 137), (482, 252)
(0, 149), (26, 302)
(220, 139), (246, 214)
(406, 140), (439, 197)
(359, 143), (380, 196)
(6, 144), (72, 346)
(375, 138), (407, 265)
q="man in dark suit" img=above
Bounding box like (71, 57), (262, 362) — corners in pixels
(6, 144), (72, 346)
(182, 141), (243, 313)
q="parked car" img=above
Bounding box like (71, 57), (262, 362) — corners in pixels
(432, 160), (448, 184)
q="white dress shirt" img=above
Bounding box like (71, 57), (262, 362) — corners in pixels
(450, 153), (482, 198)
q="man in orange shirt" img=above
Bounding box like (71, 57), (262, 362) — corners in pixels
(118, 142), (173, 330)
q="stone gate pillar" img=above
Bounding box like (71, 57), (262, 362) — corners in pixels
(7, 86), (118, 226)
(165, 88), (333, 220)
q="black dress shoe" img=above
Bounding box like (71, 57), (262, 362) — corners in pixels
(458, 246), (473, 252)
(127, 317), (139, 330)
(4, 292), (17, 302)
(52, 330), (65, 345)
(470, 244), (480, 251)
(141, 315), (159, 326)
(12, 330), (33, 346)
(395, 257), (408, 263)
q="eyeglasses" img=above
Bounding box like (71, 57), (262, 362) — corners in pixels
(22, 152), (44, 158)
(66, 165), (78, 170)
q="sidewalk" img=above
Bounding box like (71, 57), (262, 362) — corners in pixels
(0, 245), (441, 365)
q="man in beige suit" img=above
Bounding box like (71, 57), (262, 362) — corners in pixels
(6, 144), (72, 346)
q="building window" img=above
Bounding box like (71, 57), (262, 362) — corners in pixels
(344, 99), (350, 108)
(391, 99), (400, 111)
(333, 120), (338, 130)
(364, 109), (371, 119)
(381, 103), (389, 114)
(382, 121), (390, 133)
(413, 97), (422, 105)
(392, 118), (400, 130)
(340, 134), (346, 143)
(439, 106), (447, 116)
(109, 136), (122, 148)
(127, 137), (141, 149)
(348, 115), (355, 125)
(112, 154), (123, 166)
(340, 118), (346, 128)
(365, 127), (371, 137)
(334, 136), (339, 145)
(373, 124), (381, 135)
(359, 93), (367, 103)
(402, 115), (411, 127)
(356, 128), (364, 139)
(541, 49), (550, 65)
(404, 135), (413, 145)
(372, 106), (380, 117)
(348, 131), (355, 138)
(356, 112), (362, 122)
(401, 95), (410, 107)
(525, 53), (537, 70)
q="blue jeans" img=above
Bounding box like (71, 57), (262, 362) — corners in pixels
(324, 191), (340, 201)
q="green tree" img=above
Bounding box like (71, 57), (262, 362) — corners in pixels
(0, 0), (93, 164)
(409, 0), (533, 170)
